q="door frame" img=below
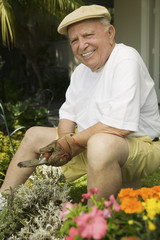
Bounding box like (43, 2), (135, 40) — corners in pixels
(141, 0), (160, 102)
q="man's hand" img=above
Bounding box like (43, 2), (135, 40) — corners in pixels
(39, 134), (86, 167)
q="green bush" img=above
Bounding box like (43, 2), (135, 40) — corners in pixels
(0, 166), (70, 240)
(0, 98), (49, 134)
(0, 131), (23, 185)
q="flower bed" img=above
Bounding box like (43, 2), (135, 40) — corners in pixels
(60, 186), (160, 240)
(1, 160), (160, 239)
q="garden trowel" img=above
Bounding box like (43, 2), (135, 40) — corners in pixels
(17, 153), (51, 168)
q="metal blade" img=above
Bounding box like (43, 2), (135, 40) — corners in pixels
(17, 157), (48, 168)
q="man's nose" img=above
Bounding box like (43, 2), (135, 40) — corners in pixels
(79, 38), (88, 51)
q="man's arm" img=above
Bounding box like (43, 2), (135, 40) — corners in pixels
(73, 122), (132, 147)
(40, 121), (132, 166)
(58, 119), (76, 138)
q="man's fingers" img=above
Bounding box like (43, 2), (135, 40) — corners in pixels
(47, 150), (71, 166)
(39, 140), (58, 154)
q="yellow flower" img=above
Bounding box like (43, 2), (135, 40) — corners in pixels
(148, 220), (156, 231)
(0, 152), (8, 160)
(157, 201), (160, 214)
(144, 198), (158, 219)
(143, 215), (148, 220)
(128, 220), (133, 225)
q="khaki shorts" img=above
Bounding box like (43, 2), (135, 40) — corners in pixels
(60, 134), (160, 183)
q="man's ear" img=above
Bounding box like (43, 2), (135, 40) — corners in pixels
(108, 25), (115, 45)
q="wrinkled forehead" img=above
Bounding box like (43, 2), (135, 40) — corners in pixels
(68, 18), (105, 36)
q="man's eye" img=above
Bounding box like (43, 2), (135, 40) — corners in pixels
(86, 33), (94, 37)
(71, 39), (77, 44)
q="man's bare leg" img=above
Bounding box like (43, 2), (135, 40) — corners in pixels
(87, 133), (129, 204)
(0, 126), (56, 193)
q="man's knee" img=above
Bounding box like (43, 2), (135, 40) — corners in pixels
(23, 126), (40, 143)
(87, 133), (129, 169)
(87, 133), (117, 170)
(87, 133), (115, 158)
(22, 126), (57, 153)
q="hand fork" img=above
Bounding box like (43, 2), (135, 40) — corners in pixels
(17, 153), (51, 168)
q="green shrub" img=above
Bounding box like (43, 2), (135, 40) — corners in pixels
(0, 166), (70, 240)
(0, 97), (49, 183)
(0, 98), (49, 134)
(0, 131), (23, 185)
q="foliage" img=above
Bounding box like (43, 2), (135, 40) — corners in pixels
(0, 97), (49, 183)
(0, 165), (70, 239)
(0, 98), (49, 133)
(59, 186), (160, 240)
(69, 175), (87, 204)
(1, 163), (160, 239)
(0, 0), (84, 46)
(0, 131), (22, 184)
(0, 0), (84, 89)
(141, 169), (160, 188)
(0, 55), (5, 70)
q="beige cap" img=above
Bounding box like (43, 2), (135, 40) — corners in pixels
(58, 5), (111, 35)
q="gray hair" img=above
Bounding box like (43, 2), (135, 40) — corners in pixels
(99, 18), (111, 32)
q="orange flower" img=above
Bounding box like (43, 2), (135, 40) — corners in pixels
(136, 186), (160, 200)
(152, 185), (160, 192)
(118, 188), (138, 199)
(152, 186), (160, 199)
(121, 236), (141, 240)
(136, 187), (155, 200)
(120, 197), (143, 214)
(118, 186), (160, 214)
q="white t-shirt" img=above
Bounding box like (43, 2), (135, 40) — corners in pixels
(59, 43), (160, 139)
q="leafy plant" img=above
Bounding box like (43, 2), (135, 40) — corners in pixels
(0, 0), (84, 89)
(59, 186), (160, 240)
(0, 131), (23, 184)
(0, 165), (70, 239)
(69, 175), (87, 204)
(0, 56), (5, 70)
(0, 98), (49, 134)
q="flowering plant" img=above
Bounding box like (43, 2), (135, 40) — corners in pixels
(0, 131), (23, 184)
(59, 186), (160, 240)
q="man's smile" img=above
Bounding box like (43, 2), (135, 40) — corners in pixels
(81, 50), (95, 58)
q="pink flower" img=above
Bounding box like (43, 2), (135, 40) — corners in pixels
(65, 227), (79, 240)
(59, 202), (74, 221)
(103, 208), (112, 218)
(74, 206), (107, 240)
(89, 188), (99, 194)
(81, 188), (99, 202)
(81, 191), (92, 202)
(104, 194), (121, 212)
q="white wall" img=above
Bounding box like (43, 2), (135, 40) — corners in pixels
(114, 0), (141, 53)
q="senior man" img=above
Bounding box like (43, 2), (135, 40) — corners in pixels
(1, 5), (160, 204)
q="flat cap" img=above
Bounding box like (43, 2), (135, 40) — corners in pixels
(58, 5), (111, 35)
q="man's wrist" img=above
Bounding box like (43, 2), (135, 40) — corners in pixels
(58, 132), (74, 138)
(72, 136), (87, 149)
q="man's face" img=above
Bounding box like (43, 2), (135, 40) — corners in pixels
(68, 19), (115, 72)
